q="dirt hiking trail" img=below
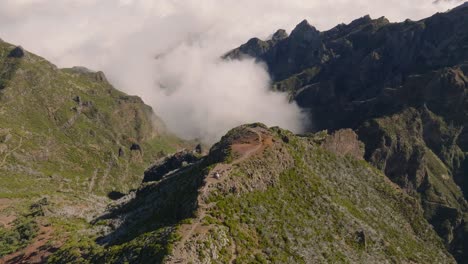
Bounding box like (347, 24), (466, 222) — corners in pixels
(167, 127), (271, 263)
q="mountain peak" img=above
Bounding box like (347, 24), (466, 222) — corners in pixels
(271, 29), (288, 41)
(350, 14), (372, 26)
(291, 19), (320, 42)
(292, 19), (318, 33)
(297, 19), (311, 26)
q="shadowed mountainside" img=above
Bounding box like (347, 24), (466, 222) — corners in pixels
(226, 3), (468, 262)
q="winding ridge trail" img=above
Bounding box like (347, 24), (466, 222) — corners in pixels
(167, 128), (267, 264)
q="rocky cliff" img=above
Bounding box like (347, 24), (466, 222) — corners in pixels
(226, 3), (468, 262)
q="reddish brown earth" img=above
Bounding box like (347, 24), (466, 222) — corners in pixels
(0, 224), (59, 264)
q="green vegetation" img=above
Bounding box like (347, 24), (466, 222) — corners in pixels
(273, 66), (321, 96)
(0, 199), (47, 257)
(0, 41), (186, 199)
(0, 32), (461, 263)
(359, 107), (468, 250)
(201, 130), (450, 263)
(47, 159), (207, 263)
(0, 41), (190, 262)
(47, 228), (179, 264)
(0, 216), (39, 257)
(48, 125), (453, 263)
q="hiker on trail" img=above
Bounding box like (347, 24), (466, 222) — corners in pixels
(215, 172), (220, 179)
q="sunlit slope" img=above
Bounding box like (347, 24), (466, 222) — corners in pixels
(0, 41), (185, 198)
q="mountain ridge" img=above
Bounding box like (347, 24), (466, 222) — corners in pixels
(2, 5), (468, 263)
(48, 124), (455, 263)
(227, 5), (468, 262)
(0, 40), (188, 262)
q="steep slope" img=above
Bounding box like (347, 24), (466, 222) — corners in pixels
(48, 124), (454, 263)
(0, 40), (184, 198)
(226, 3), (468, 261)
(0, 40), (186, 261)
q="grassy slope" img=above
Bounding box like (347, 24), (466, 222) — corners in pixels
(0, 42), (185, 199)
(48, 125), (454, 263)
(200, 128), (452, 263)
(0, 41), (187, 258)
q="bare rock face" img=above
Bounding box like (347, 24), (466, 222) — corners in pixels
(322, 129), (364, 160)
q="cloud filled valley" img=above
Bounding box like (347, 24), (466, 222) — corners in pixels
(0, 0), (462, 143)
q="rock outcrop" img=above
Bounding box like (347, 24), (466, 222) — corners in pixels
(321, 129), (365, 160)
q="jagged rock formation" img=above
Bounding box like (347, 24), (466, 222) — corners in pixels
(48, 124), (454, 263)
(227, 3), (468, 262)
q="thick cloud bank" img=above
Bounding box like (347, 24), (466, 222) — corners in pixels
(0, 0), (462, 143)
(152, 45), (307, 142)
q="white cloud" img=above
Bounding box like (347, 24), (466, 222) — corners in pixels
(0, 0), (462, 143)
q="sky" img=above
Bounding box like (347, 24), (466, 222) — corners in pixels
(0, 0), (463, 143)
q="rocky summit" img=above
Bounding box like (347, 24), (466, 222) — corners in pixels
(1, 3), (468, 264)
